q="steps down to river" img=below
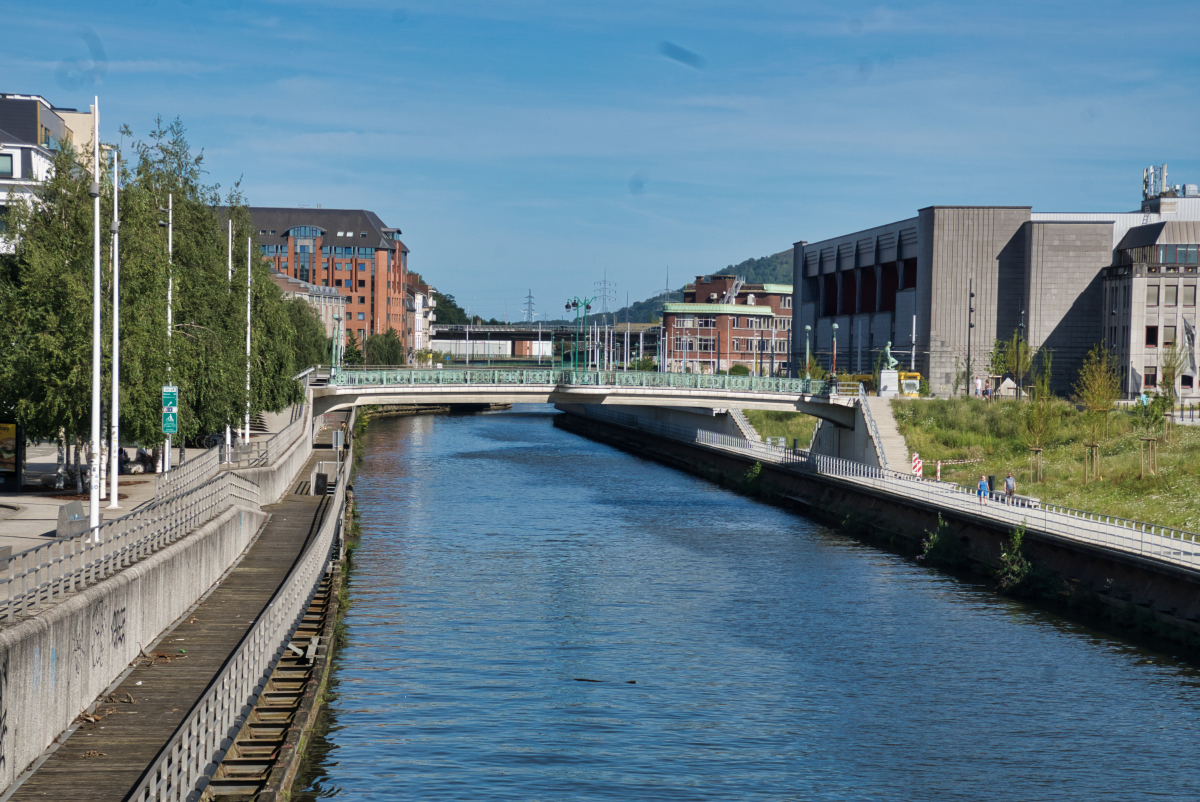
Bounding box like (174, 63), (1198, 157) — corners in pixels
(861, 396), (910, 469)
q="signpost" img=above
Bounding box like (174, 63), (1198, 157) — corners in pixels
(162, 385), (178, 435)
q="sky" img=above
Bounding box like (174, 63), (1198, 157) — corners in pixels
(4, 0), (1200, 320)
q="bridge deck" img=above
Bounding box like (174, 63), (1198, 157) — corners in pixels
(9, 452), (334, 801)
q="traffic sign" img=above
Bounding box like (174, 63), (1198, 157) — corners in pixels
(162, 385), (179, 434)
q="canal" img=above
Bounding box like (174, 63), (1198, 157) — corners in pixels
(296, 405), (1200, 800)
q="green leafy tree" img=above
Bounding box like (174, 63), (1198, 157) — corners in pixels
(364, 327), (405, 366)
(1004, 329), (1033, 392)
(284, 298), (330, 370)
(1073, 343), (1120, 440)
(1159, 340), (1187, 407)
(987, 338), (1007, 376)
(431, 291), (468, 325)
(343, 330), (364, 365)
(631, 356), (655, 371)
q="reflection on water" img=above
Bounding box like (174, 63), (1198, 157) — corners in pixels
(294, 405), (1200, 801)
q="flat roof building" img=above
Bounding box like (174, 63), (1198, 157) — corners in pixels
(791, 180), (1200, 398)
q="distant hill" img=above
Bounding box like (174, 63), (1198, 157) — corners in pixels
(605, 248), (794, 324)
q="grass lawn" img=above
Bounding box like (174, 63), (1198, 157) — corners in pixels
(742, 410), (818, 448)
(892, 397), (1200, 532)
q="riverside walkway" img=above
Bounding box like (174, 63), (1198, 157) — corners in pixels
(6, 449), (334, 801)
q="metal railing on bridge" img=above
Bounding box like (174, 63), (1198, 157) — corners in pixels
(329, 367), (827, 396)
(575, 406), (1200, 576)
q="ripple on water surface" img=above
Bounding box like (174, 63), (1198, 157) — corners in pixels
(295, 406), (1200, 801)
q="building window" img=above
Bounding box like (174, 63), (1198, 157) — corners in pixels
(1146, 326), (1158, 347)
(1147, 285), (1160, 306)
(1144, 367), (1157, 388)
(697, 317), (715, 328)
(288, 225), (323, 238)
(1186, 285), (1196, 307)
(1166, 285), (1178, 306)
(696, 337), (715, 353)
(1164, 326), (1177, 348)
(1184, 375), (1194, 389)
(781, 297), (792, 309)
(358, 312), (365, 320)
(361, 232), (367, 237)
(358, 280), (366, 288)
(359, 296), (366, 304)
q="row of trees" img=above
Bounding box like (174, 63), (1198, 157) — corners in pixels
(0, 117), (327, 450)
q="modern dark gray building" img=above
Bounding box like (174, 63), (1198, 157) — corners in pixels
(790, 188), (1200, 398)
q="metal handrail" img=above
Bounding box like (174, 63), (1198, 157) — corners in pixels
(129, 415), (353, 802)
(154, 447), (220, 502)
(574, 406), (1200, 575)
(222, 404), (309, 471)
(857, 383), (889, 470)
(1, 470), (262, 623)
(330, 367), (827, 396)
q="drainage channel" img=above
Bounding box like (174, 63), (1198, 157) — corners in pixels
(204, 571), (335, 800)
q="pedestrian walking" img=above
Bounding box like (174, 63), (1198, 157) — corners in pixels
(977, 474), (988, 506)
(975, 376), (982, 397)
(1004, 471), (1015, 504)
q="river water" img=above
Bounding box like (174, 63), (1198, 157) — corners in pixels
(295, 405), (1200, 800)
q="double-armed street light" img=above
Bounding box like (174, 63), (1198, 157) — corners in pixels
(565, 296), (596, 370)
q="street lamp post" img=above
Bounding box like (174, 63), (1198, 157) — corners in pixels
(107, 149), (121, 508)
(804, 325), (811, 381)
(831, 323), (839, 377)
(88, 96), (101, 528)
(157, 193), (173, 472)
(1018, 308), (1026, 398)
(225, 219), (232, 461)
(245, 237), (252, 445)
(966, 279), (976, 397)
(565, 296), (595, 370)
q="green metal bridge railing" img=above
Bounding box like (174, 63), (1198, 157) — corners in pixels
(328, 368), (826, 396)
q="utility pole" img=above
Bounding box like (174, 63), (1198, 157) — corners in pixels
(157, 193), (174, 472)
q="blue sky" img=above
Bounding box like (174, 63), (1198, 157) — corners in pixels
(5, 0), (1200, 319)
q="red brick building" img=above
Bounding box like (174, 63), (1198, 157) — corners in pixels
(662, 275), (793, 375)
(249, 208), (409, 349)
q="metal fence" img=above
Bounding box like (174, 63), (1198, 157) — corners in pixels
(222, 404), (310, 471)
(576, 406), (1200, 574)
(1, 471), (262, 623)
(330, 367), (827, 396)
(129, 416), (353, 802)
(151, 405), (308, 502)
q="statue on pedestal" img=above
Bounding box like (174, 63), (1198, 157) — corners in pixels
(883, 341), (899, 371)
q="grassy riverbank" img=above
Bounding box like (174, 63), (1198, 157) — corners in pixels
(892, 397), (1200, 531)
(743, 410), (818, 447)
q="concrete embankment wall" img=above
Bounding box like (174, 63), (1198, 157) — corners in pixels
(0, 504), (267, 791)
(233, 406), (314, 504)
(556, 412), (1200, 637)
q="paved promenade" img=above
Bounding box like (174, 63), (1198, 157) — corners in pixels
(6, 446), (333, 801)
(0, 411), (297, 557)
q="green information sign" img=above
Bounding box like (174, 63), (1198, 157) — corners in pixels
(162, 385), (179, 434)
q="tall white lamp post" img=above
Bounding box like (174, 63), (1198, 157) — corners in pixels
(225, 220), (232, 459)
(107, 149), (121, 509)
(244, 237), (252, 444)
(88, 97), (101, 529)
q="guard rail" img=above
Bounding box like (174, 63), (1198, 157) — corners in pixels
(130, 413), (352, 802)
(575, 406), (1200, 575)
(2, 471), (262, 623)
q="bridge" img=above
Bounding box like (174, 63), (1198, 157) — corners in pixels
(313, 368), (860, 427)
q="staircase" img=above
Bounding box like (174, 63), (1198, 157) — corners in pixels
(861, 396), (910, 471)
(728, 408), (762, 442)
